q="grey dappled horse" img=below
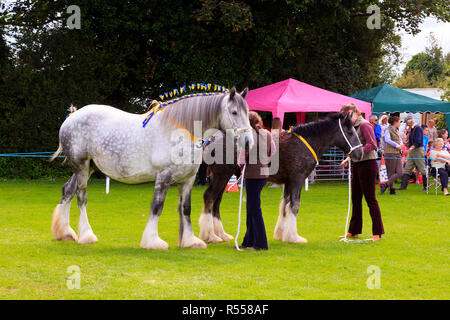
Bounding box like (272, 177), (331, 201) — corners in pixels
(199, 112), (363, 244)
(51, 88), (253, 250)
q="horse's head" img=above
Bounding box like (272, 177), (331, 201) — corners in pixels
(220, 87), (254, 150)
(333, 112), (363, 160)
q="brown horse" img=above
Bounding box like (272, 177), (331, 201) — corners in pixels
(198, 112), (363, 244)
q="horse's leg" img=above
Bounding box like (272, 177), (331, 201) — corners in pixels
(51, 174), (78, 241)
(179, 176), (207, 248)
(212, 186), (233, 242)
(199, 167), (230, 243)
(140, 171), (171, 250)
(285, 182), (307, 243)
(273, 183), (289, 241)
(212, 165), (241, 241)
(274, 181), (307, 243)
(76, 160), (98, 244)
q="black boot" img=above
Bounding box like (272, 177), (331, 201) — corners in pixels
(397, 174), (410, 190)
(421, 176), (428, 192)
(380, 183), (388, 195)
(390, 187), (398, 195)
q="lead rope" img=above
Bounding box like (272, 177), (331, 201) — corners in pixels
(342, 157), (351, 242)
(235, 164), (246, 251)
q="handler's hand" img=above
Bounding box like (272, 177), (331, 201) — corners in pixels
(339, 157), (350, 168)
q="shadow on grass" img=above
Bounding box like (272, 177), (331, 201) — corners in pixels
(35, 236), (368, 264)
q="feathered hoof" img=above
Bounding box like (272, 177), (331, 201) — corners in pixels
(200, 232), (223, 243)
(292, 235), (308, 244)
(59, 229), (78, 241)
(53, 226), (78, 241)
(52, 204), (78, 241)
(140, 237), (169, 250)
(217, 232), (233, 242)
(78, 231), (98, 244)
(180, 236), (207, 249)
(273, 229), (283, 241)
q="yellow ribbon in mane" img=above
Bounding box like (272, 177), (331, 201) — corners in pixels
(288, 127), (318, 164)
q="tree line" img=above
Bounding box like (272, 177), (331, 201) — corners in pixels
(0, 1), (449, 177)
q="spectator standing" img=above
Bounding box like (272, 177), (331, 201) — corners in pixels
(271, 117), (284, 132)
(380, 116), (403, 195)
(437, 129), (450, 151)
(428, 119), (438, 143)
(422, 125), (429, 154)
(380, 115), (389, 150)
(398, 115), (428, 191)
(370, 115), (381, 148)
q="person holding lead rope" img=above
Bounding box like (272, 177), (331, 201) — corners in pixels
(338, 103), (384, 242)
(237, 111), (276, 250)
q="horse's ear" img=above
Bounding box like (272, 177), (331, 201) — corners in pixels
(229, 87), (236, 100)
(240, 87), (248, 99)
(344, 112), (353, 128)
(338, 111), (353, 127)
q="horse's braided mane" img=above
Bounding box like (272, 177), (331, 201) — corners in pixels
(146, 92), (228, 112)
(158, 93), (227, 134)
(291, 113), (339, 137)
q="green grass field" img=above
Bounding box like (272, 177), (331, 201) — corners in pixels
(0, 178), (448, 299)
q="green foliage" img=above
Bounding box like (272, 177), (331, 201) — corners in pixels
(400, 33), (447, 85)
(439, 61), (450, 102)
(394, 70), (431, 88)
(403, 52), (444, 82)
(1, 1), (449, 177)
(0, 158), (72, 179)
(434, 114), (447, 130)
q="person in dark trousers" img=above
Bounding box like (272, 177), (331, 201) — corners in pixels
(238, 111), (276, 250)
(339, 103), (384, 241)
(369, 115), (381, 148)
(398, 115), (428, 191)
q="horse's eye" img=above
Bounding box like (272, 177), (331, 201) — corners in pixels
(232, 110), (238, 115)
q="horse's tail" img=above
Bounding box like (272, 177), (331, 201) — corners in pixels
(50, 143), (63, 162)
(50, 105), (79, 163)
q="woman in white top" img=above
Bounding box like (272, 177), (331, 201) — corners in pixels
(429, 138), (450, 196)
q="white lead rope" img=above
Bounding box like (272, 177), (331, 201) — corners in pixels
(235, 164), (246, 251)
(342, 157), (352, 242)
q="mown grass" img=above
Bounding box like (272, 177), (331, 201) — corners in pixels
(0, 178), (448, 299)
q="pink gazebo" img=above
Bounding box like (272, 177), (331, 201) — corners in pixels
(245, 78), (372, 125)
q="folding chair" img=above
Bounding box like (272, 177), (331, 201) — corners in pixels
(426, 157), (441, 195)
